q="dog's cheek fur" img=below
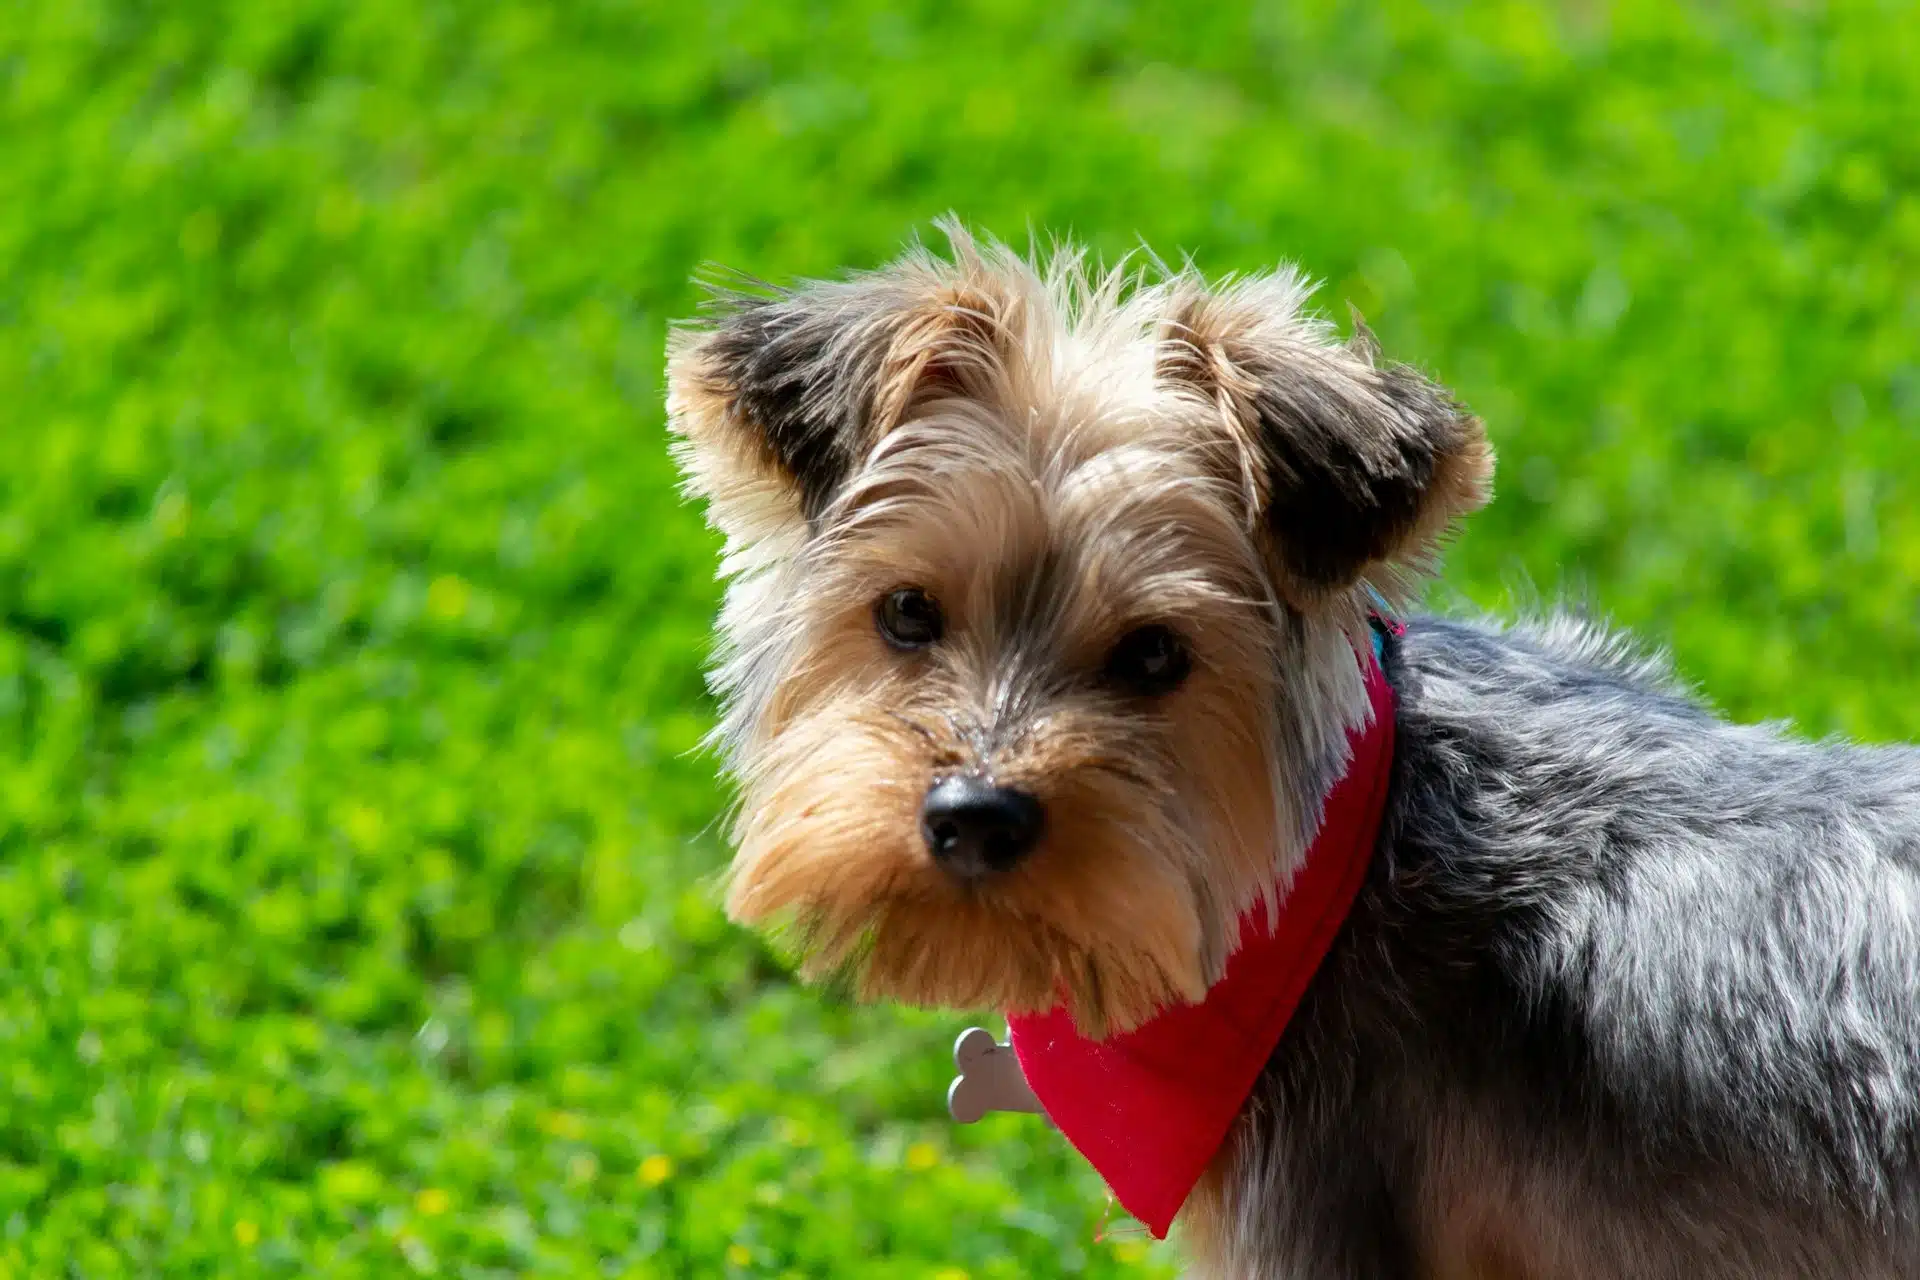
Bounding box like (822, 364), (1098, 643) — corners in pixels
(725, 689), (1218, 1035)
(870, 758), (1215, 1037)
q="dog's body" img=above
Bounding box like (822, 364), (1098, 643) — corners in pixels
(665, 224), (1920, 1276)
(1189, 614), (1920, 1278)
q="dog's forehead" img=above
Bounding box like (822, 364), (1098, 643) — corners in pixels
(1030, 334), (1207, 458)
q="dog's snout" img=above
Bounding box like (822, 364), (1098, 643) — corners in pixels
(921, 776), (1044, 877)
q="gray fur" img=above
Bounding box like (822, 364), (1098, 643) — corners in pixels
(1216, 613), (1920, 1278)
(667, 228), (1920, 1273)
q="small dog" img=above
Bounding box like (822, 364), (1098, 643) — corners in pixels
(666, 222), (1920, 1278)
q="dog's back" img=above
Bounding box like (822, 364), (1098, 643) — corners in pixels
(1194, 614), (1920, 1279)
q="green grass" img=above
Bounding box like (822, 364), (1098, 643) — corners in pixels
(3, 0), (1918, 1274)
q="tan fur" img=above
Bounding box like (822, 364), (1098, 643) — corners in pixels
(723, 420), (1282, 1034)
(663, 354), (810, 565)
(662, 227), (1920, 1279)
(668, 222), (1491, 1037)
(1410, 1127), (1914, 1280)
(1178, 1158), (1249, 1279)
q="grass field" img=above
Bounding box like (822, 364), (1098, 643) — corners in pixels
(3, 0), (1918, 1275)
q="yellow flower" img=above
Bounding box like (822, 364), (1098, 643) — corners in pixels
(933, 1269), (970, 1280)
(427, 574), (471, 623)
(726, 1244), (752, 1267)
(415, 1188), (450, 1216)
(342, 804), (386, 852)
(638, 1154), (673, 1187)
(233, 1220), (259, 1247)
(538, 1110), (586, 1140)
(905, 1142), (939, 1172)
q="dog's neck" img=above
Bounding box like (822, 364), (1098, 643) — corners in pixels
(1003, 621), (1398, 1239)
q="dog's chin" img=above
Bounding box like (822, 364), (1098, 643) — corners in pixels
(730, 861), (1215, 1040)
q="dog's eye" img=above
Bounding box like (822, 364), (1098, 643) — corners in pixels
(1105, 625), (1191, 696)
(875, 587), (944, 650)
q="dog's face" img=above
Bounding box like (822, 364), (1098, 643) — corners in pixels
(667, 226), (1490, 1037)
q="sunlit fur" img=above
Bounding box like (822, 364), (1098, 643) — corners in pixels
(669, 225), (1920, 1278)
(666, 222), (1489, 1036)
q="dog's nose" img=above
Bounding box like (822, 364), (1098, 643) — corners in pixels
(921, 776), (1044, 877)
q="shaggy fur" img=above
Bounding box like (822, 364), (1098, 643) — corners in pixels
(666, 223), (1920, 1276)
(667, 222), (1489, 1036)
(1184, 615), (1920, 1278)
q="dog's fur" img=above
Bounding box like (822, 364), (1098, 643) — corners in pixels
(666, 222), (1920, 1277)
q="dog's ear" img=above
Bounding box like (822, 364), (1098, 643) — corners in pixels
(1158, 274), (1493, 607)
(667, 237), (1018, 546)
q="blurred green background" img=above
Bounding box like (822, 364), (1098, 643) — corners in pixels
(3, 0), (1917, 1275)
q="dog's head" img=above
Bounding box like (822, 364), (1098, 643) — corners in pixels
(667, 223), (1490, 1036)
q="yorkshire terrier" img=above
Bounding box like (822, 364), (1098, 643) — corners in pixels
(666, 222), (1920, 1278)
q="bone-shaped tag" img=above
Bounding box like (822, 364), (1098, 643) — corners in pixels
(947, 1027), (1049, 1123)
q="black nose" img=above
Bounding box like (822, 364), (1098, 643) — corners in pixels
(921, 776), (1044, 877)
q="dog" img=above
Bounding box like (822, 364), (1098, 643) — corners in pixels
(664, 222), (1920, 1278)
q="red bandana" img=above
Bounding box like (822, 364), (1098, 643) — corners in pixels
(1005, 640), (1396, 1239)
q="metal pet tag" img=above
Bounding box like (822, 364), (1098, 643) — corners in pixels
(946, 1027), (1048, 1123)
